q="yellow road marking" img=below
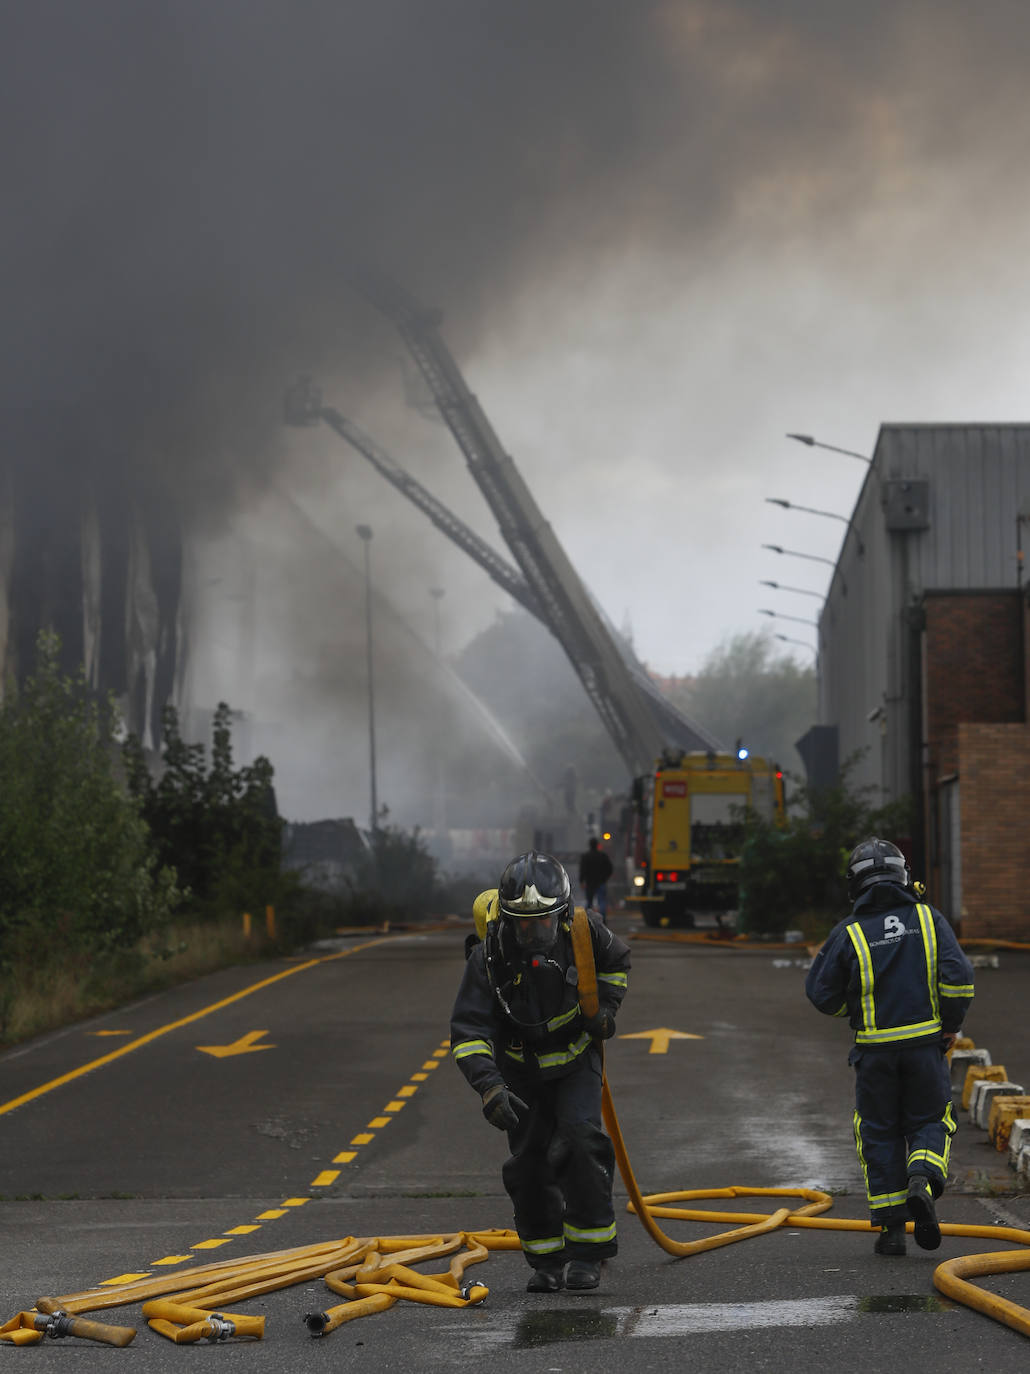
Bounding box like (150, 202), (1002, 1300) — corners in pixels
(257, 1209), (287, 1219)
(411, 1072), (428, 1081)
(196, 1029), (274, 1058)
(225, 1226), (260, 1235)
(398, 1084), (418, 1096)
(152, 1256), (192, 1266)
(192, 1238), (232, 1249)
(311, 1170), (339, 1187)
(385, 1100), (405, 1112)
(102, 1273), (150, 1285)
(367, 1117), (391, 1129)
(282, 1197), (308, 1207)
(91, 1030), (132, 1037)
(0, 937), (394, 1117)
(619, 1027), (706, 1054)
(421, 1061), (439, 1071)
(333, 1150), (357, 1164)
(351, 1132), (374, 1145)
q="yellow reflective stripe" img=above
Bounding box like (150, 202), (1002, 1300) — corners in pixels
(869, 1189), (909, 1208)
(917, 903), (939, 1021)
(504, 1045), (525, 1062)
(847, 924), (876, 1033)
(855, 1019), (941, 1045)
(940, 984), (974, 997)
(832, 1003), (849, 1018)
(907, 1149), (948, 1173)
(452, 1039), (493, 1061)
(523, 1235), (564, 1255)
(536, 1032), (592, 1070)
(853, 1111), (870, 1200)
(547, 1006), (579, 1031)
(564, 1220), (616, 1244)
(599, 971), (627, 987)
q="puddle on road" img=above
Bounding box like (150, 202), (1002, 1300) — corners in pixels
(445, 1294), (955, 1349)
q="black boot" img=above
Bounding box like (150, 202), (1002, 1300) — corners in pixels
(526, 1265), (564, 1293)
(874, 1223), (907, 1256)
(565, 1260), (601, 1290)
(907, 1176), (941, 1250)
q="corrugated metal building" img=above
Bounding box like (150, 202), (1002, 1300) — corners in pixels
(809, 424), (1030, 937)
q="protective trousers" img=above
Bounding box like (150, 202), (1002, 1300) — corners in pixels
(850, 1041), (956, 1224)
(501, 1051), (617, 1269)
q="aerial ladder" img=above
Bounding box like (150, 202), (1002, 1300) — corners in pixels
(327, 268), (720, 779)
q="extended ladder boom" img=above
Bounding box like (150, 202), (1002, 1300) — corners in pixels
(353, 269), (720, 776)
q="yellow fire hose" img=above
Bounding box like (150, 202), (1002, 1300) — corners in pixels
(6, 914), (1030, 1345)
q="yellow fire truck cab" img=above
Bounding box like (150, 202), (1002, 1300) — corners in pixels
(628, 749), (785, 928)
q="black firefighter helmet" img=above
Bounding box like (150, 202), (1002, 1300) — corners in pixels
(846, 836), (911, 902)
(497, 850), (571, 952)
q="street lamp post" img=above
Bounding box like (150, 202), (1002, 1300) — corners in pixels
(786, 433), (871, 464)
(356, 524), (378, 833)
(758, 608), (819, 628)
(429, 586), (447, 837)
(758, 579), (822, 599)
(775, 633), (817, 655)
(765, 497), (865, 555)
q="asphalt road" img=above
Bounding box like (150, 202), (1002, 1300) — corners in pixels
(2, 914), (1030, 1371)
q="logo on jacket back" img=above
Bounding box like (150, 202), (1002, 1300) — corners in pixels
(883, 915), (906, 940)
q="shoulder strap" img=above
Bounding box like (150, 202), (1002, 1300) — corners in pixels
(571, 907), (599, 1018)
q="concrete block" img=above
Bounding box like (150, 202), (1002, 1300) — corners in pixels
(1017, 1143), (1030, 1184)
(987, 1097), (1030, 1150)
(1008, 1118), (1030, 1168)
(950, 1047), (991, 1091)
(972, 1080), (1024, 1130)
(962, 1062), (1007, 1110)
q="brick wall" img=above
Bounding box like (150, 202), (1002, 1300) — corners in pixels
(924, 591), (1024, 778)
(957, 722), (1030, 939)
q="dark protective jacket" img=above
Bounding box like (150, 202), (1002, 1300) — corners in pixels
(805, 883), (974, 1047)
(450, 910), (630, 1096)
(578, 847), (614, 892)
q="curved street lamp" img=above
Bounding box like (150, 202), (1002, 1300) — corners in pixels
(758, 608), (819, 627)
(765, 497), (865, 555)
(786, 432), (871, 464)
(758, 579), (822, 599)
(775, 633), (817, 655)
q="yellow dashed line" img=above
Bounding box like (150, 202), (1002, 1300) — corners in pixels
(92, 1030), (132, 1037)
(192, 1238), (232, 1249)
(151, 1256), (192, 1266)
(352, 1132), (374, 1145)
(311, 1170), (339, 1187)
(102, 1272), (150, 1285)
(411, 1072), (428, 1082)
(333, 1150), (357, 1164)
(422, 1060), (439, 1071)
(398, 1084), (418, 1096)
(367, 1117), (391, 1128)
(385, 1100), (405, 1112)
(257, 1209), (287, 1220)
(225, 1225), (260, 1235)
(282, 1197), (308, 1207)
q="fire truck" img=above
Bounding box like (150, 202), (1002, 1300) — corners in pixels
(628, 748), (785, 928)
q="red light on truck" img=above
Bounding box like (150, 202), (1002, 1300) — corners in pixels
(669, 871), (678, 881)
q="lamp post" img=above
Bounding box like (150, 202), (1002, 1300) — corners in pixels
(765, 497), (865, 555)
(758, 608), (819, 628)
(786, 433), (871, 465)
(775, 633), (817, 655)
(356, 524), (378, 833)
(428, 586), (446, 837)
(758, 579), (822, 600)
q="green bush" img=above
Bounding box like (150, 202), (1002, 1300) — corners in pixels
(737, 754), (914, 938)
(0, 631), (178, 973)
(123, 702), (285, 921)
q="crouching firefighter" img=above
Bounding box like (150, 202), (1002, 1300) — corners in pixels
(805, 837), (975, 1256)
(450, 851), (631, 1293)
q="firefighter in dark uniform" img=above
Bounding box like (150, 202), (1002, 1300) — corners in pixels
(450, 851), (630, 1293)
(805, 837), (975, 1255)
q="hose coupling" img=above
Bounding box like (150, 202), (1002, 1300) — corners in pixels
(205, 1314), (236, 1342)
(304, 1311), (329, 1338)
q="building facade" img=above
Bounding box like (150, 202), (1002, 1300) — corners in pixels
(814, 424), (1030, 938)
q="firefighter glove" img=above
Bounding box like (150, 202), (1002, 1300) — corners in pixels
(581, 1010), (615, 1040)
(481, 1084), (528, 1131)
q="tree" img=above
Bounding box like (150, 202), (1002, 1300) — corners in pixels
(0, 631), (177, 965)
(662, 630), (816, 771)
(737, 754), (914, 937)
(123, 703), (283, 919)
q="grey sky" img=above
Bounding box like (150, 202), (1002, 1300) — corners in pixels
(6, 1), (1030, 815)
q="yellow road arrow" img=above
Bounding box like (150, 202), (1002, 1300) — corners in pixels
(619, 1028), (705, 1054)
(197, 1030), (275, 1059)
